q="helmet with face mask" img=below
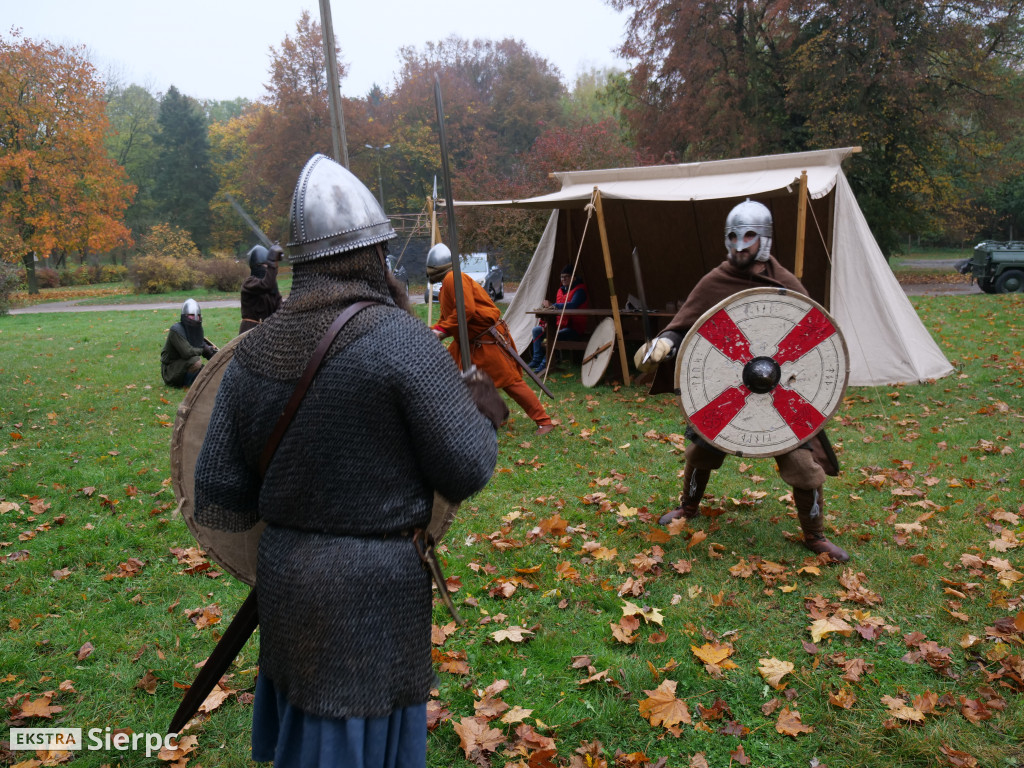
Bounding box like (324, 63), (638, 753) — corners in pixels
(178, 298), (205, 347)
(724, 199), (773, 262)
(181, 298), (202, 325)
(425, 243), (453, 283)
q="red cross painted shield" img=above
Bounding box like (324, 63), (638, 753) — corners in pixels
(674, 288), (849, 457)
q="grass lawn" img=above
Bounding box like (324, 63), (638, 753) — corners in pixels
(0, 293), (1021, 768)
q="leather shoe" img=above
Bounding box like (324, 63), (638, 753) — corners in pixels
(802, 534), (850, 562)
(658, 505), (700, 526)
(535, 423), (555, 435)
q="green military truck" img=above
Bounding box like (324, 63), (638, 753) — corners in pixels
(959, 241), (1024, 293)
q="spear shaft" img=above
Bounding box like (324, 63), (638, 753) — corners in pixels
(433, 74), (471, 371)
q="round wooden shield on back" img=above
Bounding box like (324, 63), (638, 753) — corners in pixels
(581, 317), (616, 387)
(170, 334), (461, 586)
(170, 333), (263, 586)
(674, 288), (849, 457)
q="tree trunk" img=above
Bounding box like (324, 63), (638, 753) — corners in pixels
(23, 252), (39, 294)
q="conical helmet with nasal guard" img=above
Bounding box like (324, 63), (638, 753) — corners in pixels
(425, 243), (453, 283)
(286, 153), (396, 263)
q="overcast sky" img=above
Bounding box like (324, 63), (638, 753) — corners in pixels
(6, 0), (632, 102)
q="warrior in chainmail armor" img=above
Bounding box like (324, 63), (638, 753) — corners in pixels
(161, 298), (217, 388)
(193, 154), (500, 765)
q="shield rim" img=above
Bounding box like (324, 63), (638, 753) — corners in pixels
(581, 317), (616, 387)
(674, 287), (850, 457)
(171, 334), (264, 586)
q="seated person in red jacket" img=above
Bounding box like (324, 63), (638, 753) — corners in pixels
(530, 264), (589, 372)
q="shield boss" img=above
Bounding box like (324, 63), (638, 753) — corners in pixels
(674, 288), (849, 457)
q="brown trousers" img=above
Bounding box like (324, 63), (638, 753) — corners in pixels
(685, 440), (825, 490)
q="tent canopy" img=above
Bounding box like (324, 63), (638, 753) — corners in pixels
(455, 147), (953, 387)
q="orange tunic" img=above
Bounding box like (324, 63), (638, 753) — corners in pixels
(433, 271), (522, 389)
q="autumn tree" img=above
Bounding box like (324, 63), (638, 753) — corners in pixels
(458, 118), (654, 275)
(105, 82), (161, 250)
(608, 0), (1024, 254)
(391, 37), (565, 175)
(0, 29), (134, 284)
(247, 10), (338, 231)
(608, 0), (795, 160)
(208, 105), (271, 252)
(783, 1), (1024, 252)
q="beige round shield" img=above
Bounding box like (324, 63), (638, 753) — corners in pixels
(674, 288), (849, 457)
(171, 333), (263, 586)
(581, 317), (616, 387)
(171, 335), (460, 587)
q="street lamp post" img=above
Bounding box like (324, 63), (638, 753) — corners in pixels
(364, 143), (390, 208)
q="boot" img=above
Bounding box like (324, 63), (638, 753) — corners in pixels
(659, 464), (711, 525)
(793, 486), (849, 562)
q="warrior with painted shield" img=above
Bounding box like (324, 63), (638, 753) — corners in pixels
(635, 199), (849, 562)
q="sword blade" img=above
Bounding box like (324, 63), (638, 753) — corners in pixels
(225, 194), (273, 249)
(487, 327), (554, 399)
(168, 588), (259, 734)
(433, 75), (472, 372)
(631, 247), (652, 343)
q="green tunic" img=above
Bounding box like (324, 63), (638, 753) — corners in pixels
(160, 324), (204, 387)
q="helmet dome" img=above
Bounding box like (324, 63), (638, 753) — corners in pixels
(286, 153), (396, 264)
(425, 243), (453, 283)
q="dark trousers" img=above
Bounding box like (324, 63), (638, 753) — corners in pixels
(531, 326), (583, 361)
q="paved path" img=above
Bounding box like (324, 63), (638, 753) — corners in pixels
(8, 291), (516, 315)
(8, 299), (241, 314)
(901, 282), (981, 296)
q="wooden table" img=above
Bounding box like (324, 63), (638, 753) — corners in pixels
(528, 307), (677, 341)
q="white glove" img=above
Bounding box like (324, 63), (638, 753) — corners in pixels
(633, 336), (674, 373)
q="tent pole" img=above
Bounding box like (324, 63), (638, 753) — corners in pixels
(592, 187), (631, 386)
(794, 170), (808, 278)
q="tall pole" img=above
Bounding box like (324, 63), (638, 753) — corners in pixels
(434, 74), (472, 372)
(593, 188), (631, 386)
(365, 144), (390, 207)
(794, 170), (808, 279)
(318, 0), (349, 168)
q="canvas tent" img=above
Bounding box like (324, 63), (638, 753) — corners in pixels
(455, 147), (953, 387)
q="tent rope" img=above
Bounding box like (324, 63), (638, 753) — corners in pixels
(806, 195), (889, 417)
(542, 193), (596, 383)
(807, 202), (832, 267)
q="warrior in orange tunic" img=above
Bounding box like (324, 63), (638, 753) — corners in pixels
(428, 246), (554, 434)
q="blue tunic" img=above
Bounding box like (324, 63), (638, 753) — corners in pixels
(252, 673), (427, 768)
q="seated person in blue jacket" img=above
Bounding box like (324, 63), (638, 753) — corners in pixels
(530, 264), (589, 372)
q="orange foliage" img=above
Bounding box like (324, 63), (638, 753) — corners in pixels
(0, 30), (134, 264)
